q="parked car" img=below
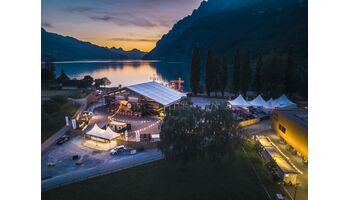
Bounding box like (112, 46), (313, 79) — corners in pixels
(110, 145), (126, 155)
(56, 135), (70, 145)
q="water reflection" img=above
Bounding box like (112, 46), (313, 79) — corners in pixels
(55, 60), (190, 91)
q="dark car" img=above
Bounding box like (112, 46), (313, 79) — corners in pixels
(56, 135), (70, 145)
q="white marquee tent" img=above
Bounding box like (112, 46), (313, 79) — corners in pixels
(228, 94), (251, 107)
(248, 95), (268, 108)
(275, 94), (297, 108)
(85, 124), (120, 141)
(266, 98), (278, 109)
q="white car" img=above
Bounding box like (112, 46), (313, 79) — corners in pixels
(110, 145), (126, 155)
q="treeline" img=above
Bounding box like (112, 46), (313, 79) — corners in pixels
(190, 47), (308, 99)
(41, 61), (111, 89)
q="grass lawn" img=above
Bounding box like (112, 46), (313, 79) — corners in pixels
(41, 100), (80, 143)
(42, 142), (284, 200)
(42, 89), (91, 100)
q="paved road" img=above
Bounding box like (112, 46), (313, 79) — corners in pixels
(42, 149), (163, 191)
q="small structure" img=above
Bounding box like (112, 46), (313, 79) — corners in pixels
(108, 121), (127, 133)
(84, 124), (120, 150)
(168, 77), (184, 92)
(248, 95), (268, 108)
(228, 94), (251, 108)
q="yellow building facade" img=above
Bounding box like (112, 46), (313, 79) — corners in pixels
(271, 109), (308, 160)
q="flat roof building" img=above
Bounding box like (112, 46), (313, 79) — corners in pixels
(272, 109), (308, 160)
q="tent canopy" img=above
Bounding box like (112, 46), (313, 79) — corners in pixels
(85, 124), (120, 141)
(275, 94), (297, 108)
(126, 81), (186, 107)
(249, 95), (268, 108)
(228, 94), (251, 107)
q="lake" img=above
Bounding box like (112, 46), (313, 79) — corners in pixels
(54, 60), (191, 91)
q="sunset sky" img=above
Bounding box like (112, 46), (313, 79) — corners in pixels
(42, 0), (202, 52)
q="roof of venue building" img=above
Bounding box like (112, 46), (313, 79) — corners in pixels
(126, 81), (186, 107)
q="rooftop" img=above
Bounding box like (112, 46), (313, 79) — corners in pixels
(126, 81), (186, 107)
(278, 108), (308, 129)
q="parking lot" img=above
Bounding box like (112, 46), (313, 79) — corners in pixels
(42, 102), (162, 181)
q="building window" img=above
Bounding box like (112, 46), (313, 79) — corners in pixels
(279, 124), (286, 134)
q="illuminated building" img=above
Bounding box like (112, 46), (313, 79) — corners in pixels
(271, 109), (308, 160)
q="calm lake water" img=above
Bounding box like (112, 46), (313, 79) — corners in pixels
(54, 60), (191, 91)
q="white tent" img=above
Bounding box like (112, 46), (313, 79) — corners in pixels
(85, 124), (120, 141)
(266, 98), (278, 109)
(249, 95), (268, 108)
(228, 94), (251, 107)
(275, 94), (297, 108)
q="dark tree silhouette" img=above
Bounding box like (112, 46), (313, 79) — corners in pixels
(240, 49), (252, 97)
(205, 48), (215, 97)
(252, 50), (263, 94)
(232, 49), (241, 95)
(190, 47), (201, 95)
(218, 57), (228, 97)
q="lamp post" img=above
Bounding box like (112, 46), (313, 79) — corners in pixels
(293, 176), (300, 200)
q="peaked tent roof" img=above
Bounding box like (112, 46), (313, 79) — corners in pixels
(275, 94), (297, 108)
(126, 81), (186, 107)
(266, 98), (278, 109)
(85, 124), (120, 140)
(228, 94), (251, 107)
(249, 95), (268, 108)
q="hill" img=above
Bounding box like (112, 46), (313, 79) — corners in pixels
(144, 0), (307, 62)
(42, 28), (130, 61)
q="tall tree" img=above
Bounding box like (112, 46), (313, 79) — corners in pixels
(261, 49), (285, 98)
(213, 57), (221, 96)
(190, 47), (201, 95)
(56, 69), (70, 84)
(240, 49), (252, 97)
(252, 50), (263, 94)
(285, 47), (298, 94)
(205, 48), (215, 97)
(219, 57), (228, 97)
(231, 49), (241, 95)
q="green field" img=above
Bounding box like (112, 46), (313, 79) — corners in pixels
(42, 142), (284, 200)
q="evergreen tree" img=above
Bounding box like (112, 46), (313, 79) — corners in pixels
(56, 69), (70, 84)
(252, 50), (263, 94)
(190, 47), (201, 95)
(213, 57), (221, 97)
(232, 49), (240, 95)
(285, 47), (298, 94)
(240, 49), (252, 97)
(205, 48), (215, 97)
(261, 49), (285, 98)
(219, 57), (228, 97)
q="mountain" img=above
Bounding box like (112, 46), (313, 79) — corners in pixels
(109, 47), (147, 59)
(42, 28), (128, 61)
(144, 0), (308, 62)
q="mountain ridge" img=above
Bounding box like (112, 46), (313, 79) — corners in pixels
(41, 28), (146, 61)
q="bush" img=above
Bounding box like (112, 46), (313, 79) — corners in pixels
(42, 100), (60, 114)
(50, 95), (68, 105)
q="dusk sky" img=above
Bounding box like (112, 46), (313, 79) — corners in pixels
(42, 0), (203, 52)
